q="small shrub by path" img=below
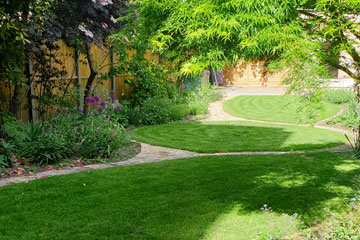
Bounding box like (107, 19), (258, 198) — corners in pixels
(0, 152), (359, 240)
(131, 121), (346, 153)
(222, 95), (340, 124)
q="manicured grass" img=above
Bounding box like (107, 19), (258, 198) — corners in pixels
(131, 121), (346, 153)
(0, 152), (359, 240)
(222, 95), (340, 124)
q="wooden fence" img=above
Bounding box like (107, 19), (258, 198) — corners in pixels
(0, 41), (159, 122)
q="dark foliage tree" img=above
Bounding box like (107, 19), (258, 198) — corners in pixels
(0, 0), (128, 119)
(47, 0), (128, 114)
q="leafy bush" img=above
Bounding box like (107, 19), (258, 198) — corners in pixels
(327, 100), (360, 128)
(1, 103), (130, 164)
(324, 89), (355, 104)
(1, 115), (28, 145)
(20, 123), (69, 165)
(187, 99), (209, 115)
(0, 140), (15, 169)
(129, 97), (186, 126)
(71, 115), (129, 159)
(181, 84), (223, 116)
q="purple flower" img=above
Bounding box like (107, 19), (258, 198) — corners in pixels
(93, 96), (100, 104)
(100, 101), (106, 107)
(124, 37), (130, 43)
(78, 109), (83, 114)
(110, 94), (116, 103)
(97, 108), (103, 114)
(73, 127), (78, 137)
(204, 70), (210, 75)
(114, 106), (121, 111)
(132, 28), (137, 35)
(180, 83), (185, 90)
(168, 77), (173, 82)
(85, 97), (93, 104)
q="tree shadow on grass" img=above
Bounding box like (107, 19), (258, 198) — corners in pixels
(133, 121), (345, 152)
(0, 152), (359, 239)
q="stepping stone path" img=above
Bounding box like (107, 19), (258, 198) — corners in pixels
(0, 86), (352, 187)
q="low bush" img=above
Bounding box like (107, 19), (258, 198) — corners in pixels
(182, 84), (223, 116)
(0, 140), (15, 169)
(21, 123), (69, 165)
(129, 97), (187, 126)
(327, 100), (360, 128)
(1, 99), (131, 165)
(324, 89), (355, 104)
(187, 98), (209, 115)
(71, 115), (129, 159)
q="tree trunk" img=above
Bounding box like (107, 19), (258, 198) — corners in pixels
(83, 42), (98, 115)
(10, 84), (22, 117)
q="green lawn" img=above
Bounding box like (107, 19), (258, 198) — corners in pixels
(0, 153), (359, 240)
(222, 95), (340, 124)
(131, 121), (346, 153)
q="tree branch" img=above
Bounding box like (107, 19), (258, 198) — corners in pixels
(328, 59), (360, 81)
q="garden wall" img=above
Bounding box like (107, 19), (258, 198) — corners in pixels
(228, 61), (288, 87)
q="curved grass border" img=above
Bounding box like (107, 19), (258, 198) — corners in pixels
(131, 121), (346, 153)
(222, 95), (340, 124)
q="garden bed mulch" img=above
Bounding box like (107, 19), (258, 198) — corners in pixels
(0, 142), (141, 181)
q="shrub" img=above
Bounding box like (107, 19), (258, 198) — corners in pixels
(327, 100), (360, 128)
(72, 115), (129, 159)
(324, 89), (355, 104)
(1, 104), (131, 164)
(0, 140), (15, 169)
(126, 97), (189, 126)
(2, 116), (70, 165)
(20, 123), (69, 165)
(169, 103), (189, 120)
(1, 115), (28, 146)
(187, 99), (209, 115)
(182, 84), (223, 116)
(130, 98), (175, 125)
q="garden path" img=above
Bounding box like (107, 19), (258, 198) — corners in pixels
(0, 86), (352, 187)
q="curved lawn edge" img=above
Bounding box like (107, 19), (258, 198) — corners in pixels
(222, 95), (340, 124)
(131, 121), (347, 153)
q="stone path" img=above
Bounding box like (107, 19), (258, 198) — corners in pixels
(0, 86), (352, 187)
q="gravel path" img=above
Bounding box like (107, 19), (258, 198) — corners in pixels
(0, 86), (352, 187)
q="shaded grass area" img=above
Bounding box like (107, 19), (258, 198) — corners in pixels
(0, 153), (359, 240)
(222, 95), (340, 124)
(131, 121), (346, 153)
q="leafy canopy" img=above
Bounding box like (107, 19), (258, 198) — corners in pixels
(134, 0), (302, 74)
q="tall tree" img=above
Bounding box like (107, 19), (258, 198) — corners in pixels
(132, 0), (302, 75)
(298, 0), (360, 96)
